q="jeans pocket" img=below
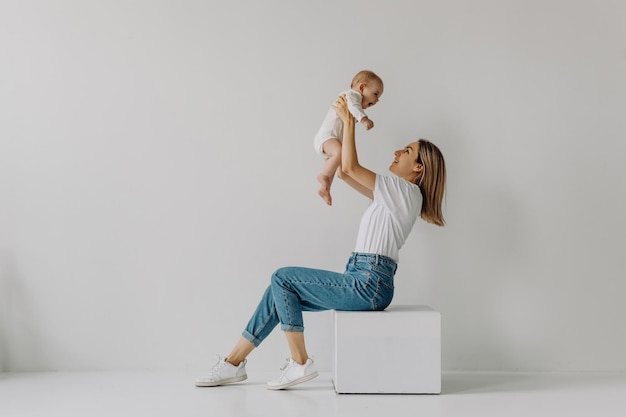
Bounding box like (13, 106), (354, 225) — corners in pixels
(372, 279), (394, 310)
(372, 264), (395, 283)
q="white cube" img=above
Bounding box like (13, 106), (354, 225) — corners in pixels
(333, 305), (441, 394)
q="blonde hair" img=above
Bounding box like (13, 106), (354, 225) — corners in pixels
(415, 139), (446, 226)
(351, 70), (383, 89)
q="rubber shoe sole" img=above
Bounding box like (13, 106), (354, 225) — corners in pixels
(267, 371), (319, 390)
(195, 375), (247, 387)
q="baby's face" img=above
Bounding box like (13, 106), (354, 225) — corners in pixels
(360, 80), (384, 109)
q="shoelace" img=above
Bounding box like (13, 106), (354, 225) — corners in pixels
(208, 354), (227, 376)
(276, 358), (296, 381)
(279, 358), (293, 371)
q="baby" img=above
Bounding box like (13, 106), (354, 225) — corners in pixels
(314, 70), (384, 205)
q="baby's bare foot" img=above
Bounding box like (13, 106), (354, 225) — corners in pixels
(318, 187), (332, 206)
(317, 175), (332, 206)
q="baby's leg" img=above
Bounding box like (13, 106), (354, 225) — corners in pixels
(317, 138), (341, 206)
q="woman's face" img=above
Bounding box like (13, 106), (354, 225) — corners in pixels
(389, 141), (421, 178)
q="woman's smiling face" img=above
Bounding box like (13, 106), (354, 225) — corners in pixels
(389, 141), (422, 181)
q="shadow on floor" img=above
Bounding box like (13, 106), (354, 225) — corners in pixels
(442, 372), (626, 395)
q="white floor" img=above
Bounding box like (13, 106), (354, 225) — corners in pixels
(1, 371), (626, 417)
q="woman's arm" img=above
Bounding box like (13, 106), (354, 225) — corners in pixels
(337, 169), (374, 199)
(332, 95), (376, 191)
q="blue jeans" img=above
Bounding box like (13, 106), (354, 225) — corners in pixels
(242, 252), (397, 347)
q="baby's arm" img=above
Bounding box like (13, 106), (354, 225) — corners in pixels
(345, 91), (373, 130)
(360, 117), (374, 130)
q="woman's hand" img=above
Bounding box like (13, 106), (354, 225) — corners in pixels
(336, 93), (376, 193)
(332, 94), (351, 123)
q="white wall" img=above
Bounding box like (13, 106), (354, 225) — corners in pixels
(1, 0), (625, 373)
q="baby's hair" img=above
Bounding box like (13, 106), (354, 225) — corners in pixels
(351, 70), (383, 89)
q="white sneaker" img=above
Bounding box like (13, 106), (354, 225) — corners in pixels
(195, 355), (247, 387)
(267, 358), (319, 390)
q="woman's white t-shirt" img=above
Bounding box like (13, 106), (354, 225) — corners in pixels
(353, 175), (423, 262)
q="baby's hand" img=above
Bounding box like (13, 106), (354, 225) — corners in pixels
(361, 117), (374, 130)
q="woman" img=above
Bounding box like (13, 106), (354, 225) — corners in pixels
(195, 95), (447, 390)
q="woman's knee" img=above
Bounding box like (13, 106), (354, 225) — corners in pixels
(271, 267), (290, 288)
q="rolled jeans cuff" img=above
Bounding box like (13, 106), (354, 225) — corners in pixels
(280, 324), (304, 332)
(242, 330), (262, 348)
